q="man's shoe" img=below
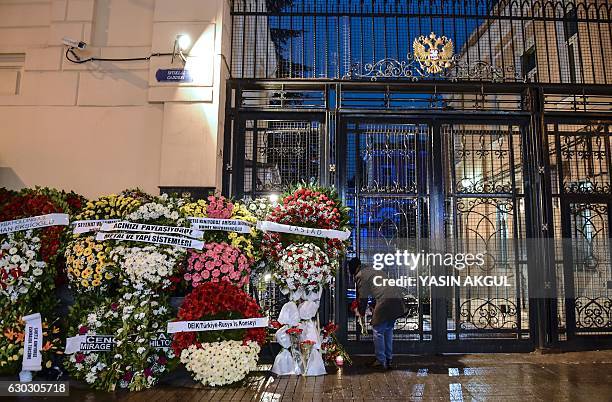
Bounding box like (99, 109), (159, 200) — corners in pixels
(366, 359), (386, 369)
(386, 360), (393, 370)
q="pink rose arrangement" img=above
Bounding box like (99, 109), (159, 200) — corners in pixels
(184, 242), (251, 288)
(205, 195), (234, 219)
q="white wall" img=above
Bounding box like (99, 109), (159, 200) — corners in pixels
(0, 0), (231, 199)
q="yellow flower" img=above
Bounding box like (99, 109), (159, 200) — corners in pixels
(104, 272), (113, 280)
(81, 279), (90, 287)
(91, 279), (101, 287)
(181, 200), (207, 217)
(82, 268), (93, 278)
(94, 273), (102, 281)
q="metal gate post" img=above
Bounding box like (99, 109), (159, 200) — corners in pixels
(430, 121), (449, 349)
(334, 87), (349, 344)
(221, 82), (234, 197)
(526, 86), (558, 349)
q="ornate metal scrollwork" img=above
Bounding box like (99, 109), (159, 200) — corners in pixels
(344, 57), (422, 81)
(456, 197), (514, 214)
(460, 298), (518, 329)
(560, 134), (611, 194)
(344, 56), (523, 83)
(452, 58), (523, 83)
(575, 297), (612, 329)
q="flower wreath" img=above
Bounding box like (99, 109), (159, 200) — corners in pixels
(181, 196), (258, 290)
(104, 194), (190, 293)
(65, 193), (144, 297)
(260, 184), (350, 268)
(275, 243), (333, 298)
(0, 305), (62, 375)
(181, 195), (258, 259)
(171, 281), (266, 386)
(0, 188), (81, 288)
(245, 197), (275, 221)
(64, 289), (176, 391)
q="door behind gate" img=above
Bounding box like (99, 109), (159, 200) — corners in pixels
(339, 117), (534, 353)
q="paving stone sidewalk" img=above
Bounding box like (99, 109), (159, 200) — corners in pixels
(14, 351), (612, 402)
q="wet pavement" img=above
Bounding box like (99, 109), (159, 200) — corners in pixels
(8, 351), (612, 401)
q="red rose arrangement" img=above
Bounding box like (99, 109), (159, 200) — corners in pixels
(0, 188), (82, 312)
(184, 242), (251, 289)
(171, 281), (267, 356)
(260, 183), (349, 263)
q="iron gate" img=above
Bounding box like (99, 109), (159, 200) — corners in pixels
(336, 118), (533, 353)
(224, 0), (612, 352)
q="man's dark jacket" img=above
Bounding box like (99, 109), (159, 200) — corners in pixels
(355, 267), (408, 327)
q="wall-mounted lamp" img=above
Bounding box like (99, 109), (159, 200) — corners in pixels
(172, 34), (191, 64)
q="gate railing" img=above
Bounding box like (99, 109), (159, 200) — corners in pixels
(231, 0), (612, 85)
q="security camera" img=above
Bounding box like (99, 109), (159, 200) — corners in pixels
(62, 37), (87, 50)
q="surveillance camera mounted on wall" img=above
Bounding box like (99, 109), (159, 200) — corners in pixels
(62, 37), (87, 50)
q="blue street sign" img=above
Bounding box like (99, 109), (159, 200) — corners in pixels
(155, 69), (193, 82)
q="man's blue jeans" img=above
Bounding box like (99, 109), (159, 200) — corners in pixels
(372, 319), (395, 365)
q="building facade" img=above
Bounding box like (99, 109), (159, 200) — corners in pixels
(1, 0), (611, 353)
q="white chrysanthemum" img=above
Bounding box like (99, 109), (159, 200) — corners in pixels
(180, 341), (260, 386)
(110, 245), (184, 289)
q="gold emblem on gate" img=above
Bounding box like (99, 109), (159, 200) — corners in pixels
(413, 32), (454, 74)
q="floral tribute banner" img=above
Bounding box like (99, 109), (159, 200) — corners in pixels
(0, 187), (83, 377)
(167, 317), (269, 333)
(181, 196), (257, 290)
(0, 185), (353, 388)
(0, 214), (69, 235)
(64, 191), (188, 391)
(171, 281), (266, 386)
(256, 221), (350, 241)
(256, 183), (351, 376)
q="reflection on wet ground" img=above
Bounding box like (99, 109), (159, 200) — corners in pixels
(10, 351), (612, 402)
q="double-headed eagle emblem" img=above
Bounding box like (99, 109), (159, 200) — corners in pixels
(413, 32), (454, 74)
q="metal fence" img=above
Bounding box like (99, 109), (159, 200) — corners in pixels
(226, 0), (612, 352)
(231, 0), (612, 84)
